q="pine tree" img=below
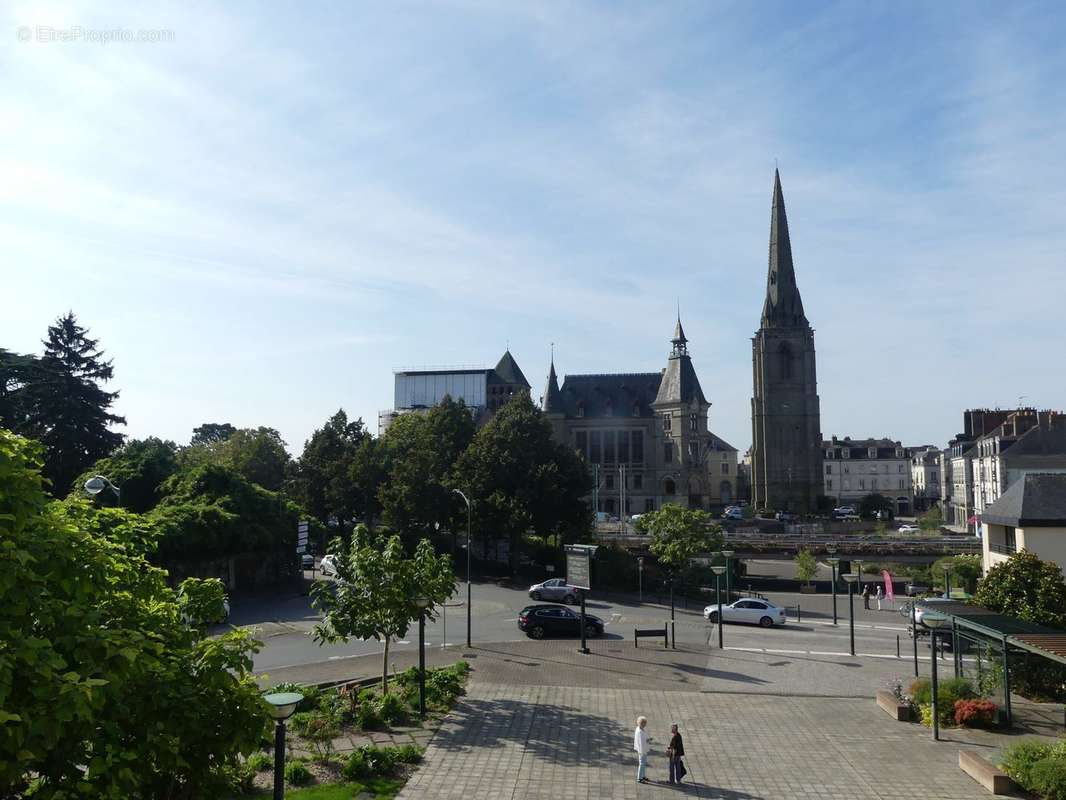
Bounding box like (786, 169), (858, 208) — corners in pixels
(32, 312), (125, 495)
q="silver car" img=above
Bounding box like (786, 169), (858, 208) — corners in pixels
(528, 578), (580, 604)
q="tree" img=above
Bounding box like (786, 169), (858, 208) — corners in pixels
(0, 348), (45, 435)
(451, 394), (592, 571)
(350, 436), (387, 528)
(919, 506), (944, 532)
(24, 313), (126, 495)
(0, 429), (266, 798)
(311, 525), (454, 692)
(795, 548), (818, 586)
(974, 550), (1066, 628)
(639, 505), (722, 572)
(289, 409), (368, 528)
(179, 426), (290, 492)
(858, 493), (893, 519)
(72, 436), (179, 513)
(932, 554), (982, 594)
(190, 422), (237, 446)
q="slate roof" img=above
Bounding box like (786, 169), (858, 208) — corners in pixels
(982, 473), (1066, 526)
(558, 373), (663, 419)
(542, 360), (563, 414)
(706, 432), (738, 452)
(653, 352), (708, 406)
(490, 350), (530, 388)
(761, 169), (809, 329)
(1005, 423), (1066, 457)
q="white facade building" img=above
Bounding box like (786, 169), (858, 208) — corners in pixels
(822, 437), (912, 515)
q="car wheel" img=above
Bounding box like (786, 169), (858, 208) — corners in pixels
(563, 594), (576, 605)
(759, 616), (773, 628)
(708, 612), (719, 623)
(531, 591), (542, 601)
(528, 625), (545, 640)
(585, 624), (599, 638)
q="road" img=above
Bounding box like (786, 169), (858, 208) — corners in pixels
(229, 569), (922, 675)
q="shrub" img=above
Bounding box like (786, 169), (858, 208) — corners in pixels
(341, 745), (402, 780)
(1001, 740), (1056, 789)
(953, 699), (997, 727)
(918, 704), (934, 727)
(1031, 758), (1066, 800)
(354, 689), (383, 730)
(245, 751), (272, 772)
(303, 712), (342, 762)
(284, 761), (312, 786)
(376, 691), (409, 725)
(393, 744), (423, 764)
(909, 678), (931, 706)
(289, 710), (314, 737)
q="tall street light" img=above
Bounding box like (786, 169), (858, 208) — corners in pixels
(451, 489), (472, 648)
(827, 555), (840, 625)
(711, 564), (726, 649)
(263, 691), (302, 800)
(721, 549), (735, 602)
(923, 610), (949, 741)
(942, 565), (952, 599)
(84, 474), (121, 506)
(842, 572), (858, 656)
(414, 595), (431, 717)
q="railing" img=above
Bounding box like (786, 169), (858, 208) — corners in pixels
(988, 541), (1017, 556)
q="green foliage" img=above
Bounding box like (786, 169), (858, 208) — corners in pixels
(919, 506), (944, 532)
(341, 746), (410, 780)
(975, 550), (1066, 628)
(303, 711), (342, 762)
(794, 548), (817, 585)
(1010, 654), (1066, 703)
(593, 543), (638, 589)
(1001, 740), (1056, 788)
(909, 677), (931, 706)
(918, 703), (934, 727)
(267, 682), (320, 713)
(640, 505), (722, 572)
(177, 576), (229, 627)
(73, 436), (179, 513)
(1031, 757), (1066, 800)
(246, 752), (272, 772)
(284, 761), (313, 786)
(0, 429), (268, 799)
(396, 661), (470, 710)
(311, 525), (456, 693)
(451, 394), (593, 571)
(932, 554), (982, 594)
(858, 493), (893, 519)
(375, 691), (408, 725)
(191, 422), (238, 446)
(180, 426), (291, 492)
(290, 409), (370, 530)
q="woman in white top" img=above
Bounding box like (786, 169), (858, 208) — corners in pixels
(633, 716), (650, 783)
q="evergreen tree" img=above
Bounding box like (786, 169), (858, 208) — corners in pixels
(0, 348), (45, 435)
(290, 409), (369, 527)
(31, 313), (125, 495)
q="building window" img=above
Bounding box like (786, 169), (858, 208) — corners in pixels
(590, 431), (602, 463)
(604, 431), (616, 464)
(825, 465), (832, 475)
(842, 449), (850, 459)
(576, 402), (584, 418)
(844, 479), (851, 490)
(898, 464), (904, 473)
(844, 465), (850, 474)
(868, 447), (877, 458)
(575, 431), (588, 459)
(899, 479), (905, 489)
(664, 442), (674, 463)
(721, 463), (729, 474)
(632, 431), (644, 464)
(859, 479), (865, 490)
(644, 498), (655, 512)
(632, 401), (640, 417)
(871, 479), (877, 490)
(633, 473), (643, 490)
(605, 473), (614, 490)
(664, 478), (676, 495)
(825, 449), (834, 459)
(663, 415), (672, 431)
(619, 432), (630, 464)
(826, 479), (833, 490)
(896, 447), (904, 458)
(690, 414), (698, 432)
(931, 470), (937, 480)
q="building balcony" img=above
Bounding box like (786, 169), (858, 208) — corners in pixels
(988, 541), (1016, 556)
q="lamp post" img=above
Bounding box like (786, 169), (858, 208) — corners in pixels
(637, 556), (644, 603)
(827, 556), (840, 625)
(452, 489), (472, 648)
(842, 573), (858, 656)
(923, 611), (949, 741)
(711, 565), (726, 649)
(854, 560), (864, 597)
(414, 595), (430, 717)
(721, 549), (735, 603)
(942, 565), (951, 599)
(263, 691), (302, 800)
(84, 474), (121, 507)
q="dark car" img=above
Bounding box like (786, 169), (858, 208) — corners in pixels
(518, 604), (604, 640)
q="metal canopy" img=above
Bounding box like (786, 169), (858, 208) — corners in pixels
(927, 601), (1066, 666)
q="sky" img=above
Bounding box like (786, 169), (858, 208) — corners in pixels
(3, 1), (1066, 455)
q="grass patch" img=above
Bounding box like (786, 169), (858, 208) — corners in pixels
(284, 779), (405, 798)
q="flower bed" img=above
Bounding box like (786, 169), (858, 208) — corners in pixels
(878, 676), (1000, 729)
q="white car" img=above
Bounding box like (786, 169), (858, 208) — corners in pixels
(898, 524), (920, 534)
(319, 554), (339, 576)
(528, 578), (581, 604)
(704, 599), (787, 627)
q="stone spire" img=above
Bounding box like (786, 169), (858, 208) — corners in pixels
(761, 169), (808, 328)
(542, 355), (563, 414)
(654, 317), (706, 406)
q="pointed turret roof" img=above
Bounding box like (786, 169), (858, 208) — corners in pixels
(542, 358), (563, 414)
(653, 318), (707, 407)
(672, 315), (687, 345)
(761, 169), (808, 328)
(491, 350), (530, 388)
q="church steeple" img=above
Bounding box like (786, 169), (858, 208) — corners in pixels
(761, 169), (808, 328)
(542, 353), (563, 414)
(671, 314), (688, 356)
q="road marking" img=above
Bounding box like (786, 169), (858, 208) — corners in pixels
(764, 649), (806, 654)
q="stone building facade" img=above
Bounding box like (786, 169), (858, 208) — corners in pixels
(750, 170), (823, 513)
(822, 437), (912, 515)
(542, 321), (738, 516)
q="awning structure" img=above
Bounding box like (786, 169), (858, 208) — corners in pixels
(1011, 634), (1066, 667)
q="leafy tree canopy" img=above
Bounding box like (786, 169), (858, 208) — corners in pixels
(190, 422), (237, 446)
(0, 429), (266, 799)
(72, 436), (180, 513)
(932, 554), (982, 594)
(290, 409), (369, 528)
(795, 548), (818, 585)
(858, 493), (893, 519)
(179, 426), (290, 492)
(919, 506), (944, 531)
(638, 504), (722, 571)
(974, 550), (1066, 628)
(311, 525), (454, 692)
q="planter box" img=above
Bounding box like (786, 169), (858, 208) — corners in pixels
(799, 585), (818, 594)
(875, 689), (914, 721)
(958, 750), (1014, 795)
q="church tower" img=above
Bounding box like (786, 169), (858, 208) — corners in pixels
(750, 170), (823, 513)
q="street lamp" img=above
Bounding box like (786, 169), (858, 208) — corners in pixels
(711, 564), (726, 649)
(263, 691), (303, 800)
(721, 549), (735, 603)
(84, 474), (121, 506)
(452, 489), (472, 648)
(842, 573), (858, 656)
(923, 610), (949, 741)
(637, 556), (644, 603)
(826, 556), (841, 625)
(854, 560), (864, 596)
(942, 565), (952, 599)
(414, 595), (431, 717)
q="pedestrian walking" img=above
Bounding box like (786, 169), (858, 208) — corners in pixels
(633, 716), (650, 783)
(862, 583), (871, 610)
(875, 584), (883, 611)
(667, 723), (687, 785)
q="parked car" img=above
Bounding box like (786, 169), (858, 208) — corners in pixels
(897, 524), (920, 534)
(319, 554), (339, 576)
(518, 604), (604, 639)
(528, 578), (581, 604)
(722, 507), (744, 520)
(704, 598), (787, 627)
(775, 511), (797, 522)
(302, 554), (315, 570)
(910, 596), (955, 631)
(904, 582), (930, 597)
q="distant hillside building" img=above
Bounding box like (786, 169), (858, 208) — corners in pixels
(822, 437), (912, 515)
(750, 170), (823, 513)
(542, 320), (738, 516)
(379, 350), (530, 434)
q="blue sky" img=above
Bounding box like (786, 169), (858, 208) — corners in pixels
(3, 1), (1066, 455)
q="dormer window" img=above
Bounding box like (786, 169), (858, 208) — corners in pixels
(576, 402), (585, 418)
(662, 415), (672, 431)
(632, 401), (640, 417)
(895, 447), (904, 458)
(825, 449), (834, 459)
(690, 414), (698, 432)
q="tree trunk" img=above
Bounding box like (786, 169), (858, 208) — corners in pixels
(381, 636), (390, 694)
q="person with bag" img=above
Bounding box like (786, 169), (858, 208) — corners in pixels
(667, 722), (686, 784)
(633, 716), (651, 783)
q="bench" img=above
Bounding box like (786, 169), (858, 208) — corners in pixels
(959, 750), (1014, 795)
(634, 626), (668, 648)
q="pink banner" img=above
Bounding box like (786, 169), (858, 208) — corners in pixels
(882, 570), (895, 602)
